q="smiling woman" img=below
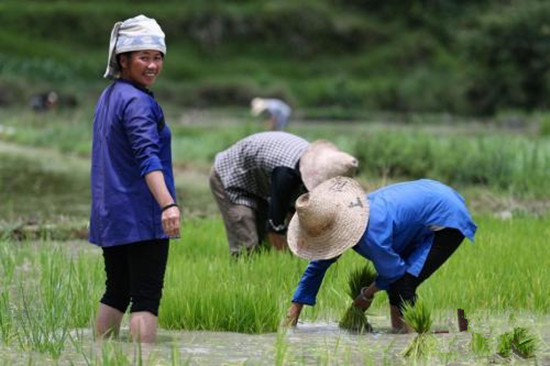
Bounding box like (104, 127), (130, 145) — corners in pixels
(118, 50), (164, 89)
(90, 14), (180, 344)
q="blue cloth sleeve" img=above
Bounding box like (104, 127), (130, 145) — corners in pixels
(292, 256), (339, 305)
(123, 96), (163, 177)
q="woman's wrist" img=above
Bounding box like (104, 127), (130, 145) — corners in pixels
(359, 287), (374, 302)
(161, 202), (178, 212)
(353, 287), (374, 309)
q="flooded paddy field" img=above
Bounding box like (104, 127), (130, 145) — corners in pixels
(0, 215), (549, 365)
(1, 115), (550, 365)
(1, 314), (548, 365)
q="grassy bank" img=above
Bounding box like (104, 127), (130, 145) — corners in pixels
(2, 0), (550, 117)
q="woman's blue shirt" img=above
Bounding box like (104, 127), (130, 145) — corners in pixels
(89, 80), (176, 247)
(292, 179), (477, 305)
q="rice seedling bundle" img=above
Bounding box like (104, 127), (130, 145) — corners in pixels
(497, 326), (538, 359)
(338, 264), (376, 333)
(401, 300), (437, 359)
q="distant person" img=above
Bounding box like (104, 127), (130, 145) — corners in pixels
(89, 14), (180, 343)
(251, 97), (292, 131)
(210, 132), (358, 257)
(30, 91), (58, 112)
(284, 177), (477, 333)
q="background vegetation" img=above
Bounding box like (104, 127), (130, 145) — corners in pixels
(2, 0), (550, 118)
(1, 1), (550, 364)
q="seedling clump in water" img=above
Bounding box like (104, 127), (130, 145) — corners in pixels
(497, 326), (538, 359)
(401, 299), (437, 359)
(338, 264), (376, 333)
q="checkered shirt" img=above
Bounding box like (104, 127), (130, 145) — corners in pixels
(214, 131), (309, 209)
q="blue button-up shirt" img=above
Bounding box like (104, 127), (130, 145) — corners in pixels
(89, 80), (176, 247)
(292, 179), (477, 305)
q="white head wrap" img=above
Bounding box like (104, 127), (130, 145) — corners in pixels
(103, 14), (166, 80)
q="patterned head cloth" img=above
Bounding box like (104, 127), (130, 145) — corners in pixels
(103, 14), (166, 80)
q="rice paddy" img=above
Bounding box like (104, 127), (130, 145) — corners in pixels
(1, 111), (549, 364)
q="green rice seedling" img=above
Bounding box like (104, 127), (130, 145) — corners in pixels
(275, 327), (289, 366)
(498, 327), (539, 359)
(100, 341), (132, 366)
(339, 264), (376, 333)
(0, 291), (15, 345)
(511, 327), (538, 359)
(497, 331), (513, 358)
(470, 332), (491, 356)
(401, 299), (437, 359)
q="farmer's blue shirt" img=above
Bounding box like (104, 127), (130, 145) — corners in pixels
(89, 80), (176, 247)
(292, 179), (477, 305)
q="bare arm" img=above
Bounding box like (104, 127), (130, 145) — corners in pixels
(145, 170), (180, 238)
(353, 283), (380, 310)
(283, 302), (304, 327)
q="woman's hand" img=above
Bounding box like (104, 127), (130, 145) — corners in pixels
(282, 302), (303, 327)
(162, 206), (180, 238)
(353, 284), (378, 311)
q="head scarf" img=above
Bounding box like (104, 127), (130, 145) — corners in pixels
(103, 14), (166, 80)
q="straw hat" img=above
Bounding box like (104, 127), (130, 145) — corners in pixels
(288, 176), (369, 261)
(299, 140), (359, 191)
(250, 97), (267, 116)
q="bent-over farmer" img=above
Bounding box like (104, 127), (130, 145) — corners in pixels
(210, 131), (358, 257)
(250, 97), (292, 131)
(285, 177), (477, 333)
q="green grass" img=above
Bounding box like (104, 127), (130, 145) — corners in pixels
(3, 106), (550, 199)
(0, 213), (548, 363)
(2, 0), (548, 117)
(0, 108), (549, 363)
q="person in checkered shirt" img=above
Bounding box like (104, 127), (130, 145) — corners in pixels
(209, 131), (359, 257)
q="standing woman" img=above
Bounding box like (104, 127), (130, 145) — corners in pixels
(89, 14), (180, 343)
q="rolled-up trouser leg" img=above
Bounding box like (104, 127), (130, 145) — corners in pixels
(127, 239), (169, 316)
(209, 167), (260, 256)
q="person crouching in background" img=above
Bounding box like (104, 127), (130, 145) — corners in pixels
(210, 131), (358, 257)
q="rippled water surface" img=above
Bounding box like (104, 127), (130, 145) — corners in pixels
(1, 314), (548, 365)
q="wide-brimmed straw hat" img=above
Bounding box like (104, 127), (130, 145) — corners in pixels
(250, 97), (267, 116)
(299, 140), (359, 191)
(288, 176), (369, 261)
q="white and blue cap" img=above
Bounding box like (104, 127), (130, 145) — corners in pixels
(104, 14), (166, 80)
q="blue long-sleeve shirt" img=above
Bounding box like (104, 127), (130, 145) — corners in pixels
(89, 80), (176, 247)
(292, 179), (477, 305)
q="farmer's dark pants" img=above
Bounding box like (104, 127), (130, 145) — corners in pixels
(100, 239), (169, 316)
(387, 228), (464, 312)
(209, 167), (268, 256)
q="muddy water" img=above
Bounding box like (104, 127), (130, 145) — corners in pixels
(2, 314), (548, 365)
(131, 313), (550, 365)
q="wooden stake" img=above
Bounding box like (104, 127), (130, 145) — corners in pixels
(457, 308), (468, 332)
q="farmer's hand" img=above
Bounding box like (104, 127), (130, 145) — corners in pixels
(353, 285), (376, 310)
(162, 206), (181, 238)
(268, 232), (288, 251)
(282, 302), (303, 327)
